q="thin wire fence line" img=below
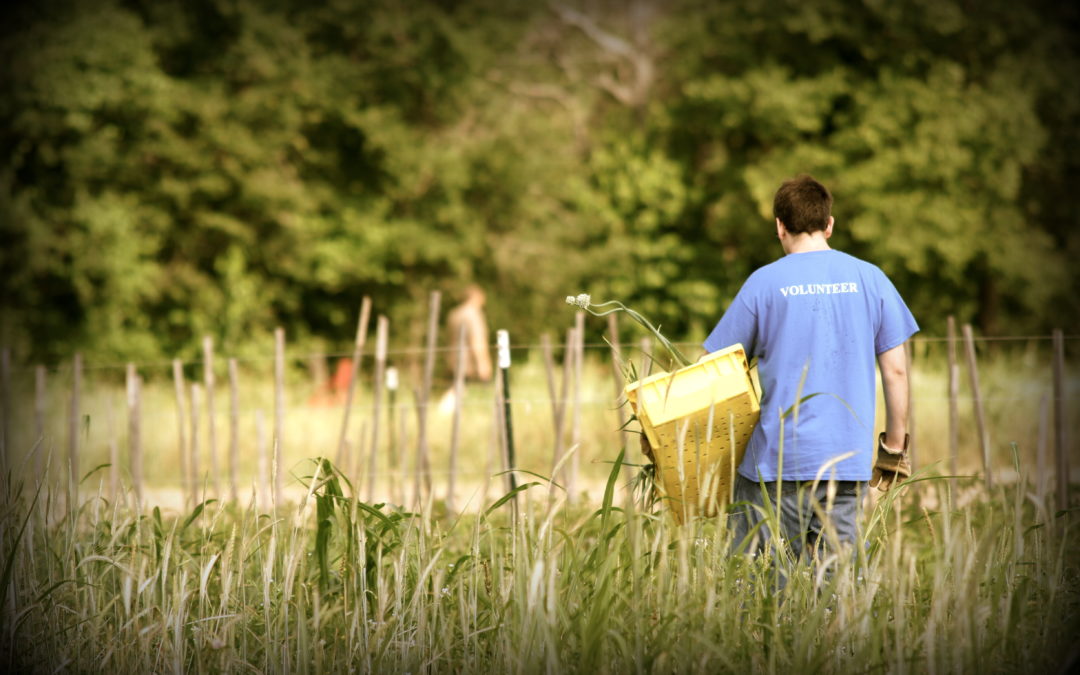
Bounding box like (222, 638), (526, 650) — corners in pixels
(7, 334), (1080, 374)
(20, 401), (627, 430)
(83, 467), (551, 483)
(22, 391), (1069, 430)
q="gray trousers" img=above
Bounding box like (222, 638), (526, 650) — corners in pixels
(729, 473), (865, 560)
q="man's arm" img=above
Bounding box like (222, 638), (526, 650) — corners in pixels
(877, 344), (909, 449)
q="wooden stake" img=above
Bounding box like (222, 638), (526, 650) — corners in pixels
(34, 365), (46, 482)
(607, 314), (628, 430)
(446, 323), (467, 513)
(1037, 392), (1050, 504)
(640, 337), (653, 378)
(171, 360), (189, 507)
(904, 339), (917, 472)
(190, 383), (201, 504)
(255, 409), (268, 511)
(946, 317), (960, 494)
(126, 363), (143, 508)
(0, 346), (9, 483)
(962, 324), (992, 489)
(541, 332), (568, 490)
(355, 419), (368, 498)
(228, 358), (240, 503)
(309, 353), (329, 392)
(414, 291), (440, 503)
(274, 327), (286, 507)
(1053, 329), (1070, 511)
(105, 392), (119, 502)
(485, 385), (498, 504)
(68, 352), (82, 497)
(203, 336), (220, 498)
(272, 436), (281, 509)
(337, 439), (352, 483)
(386, 366), (400, 504)
(410, 388), (423, 507)
(368, 316), (389, 502)
(397, 390), (408, 505)
(607, 313), (633, 488)
(569, 312), (585, 502)
(336, 297), (372, 468)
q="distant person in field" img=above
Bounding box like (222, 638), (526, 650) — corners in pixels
(702, 174), (918, 558)
(438, 285), (493, 414)
(447, 285), (493, 382)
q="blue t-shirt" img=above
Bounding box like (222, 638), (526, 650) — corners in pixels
(703, 249), (918, 482)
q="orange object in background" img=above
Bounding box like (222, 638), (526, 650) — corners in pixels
(308, 357), (354, 406)
(330, 357), (353, 395)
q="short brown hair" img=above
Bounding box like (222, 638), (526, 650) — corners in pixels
(773, 175), (832, 234)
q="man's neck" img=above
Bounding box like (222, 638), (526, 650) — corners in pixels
(783, 232), (831, 255)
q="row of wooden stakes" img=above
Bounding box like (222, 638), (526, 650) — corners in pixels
(0, 307), (1071, 514)
(0, 293), (645, 513)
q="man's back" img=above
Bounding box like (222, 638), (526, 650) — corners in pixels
(706, 174), (917, 556)
(704, 249), (916, 482)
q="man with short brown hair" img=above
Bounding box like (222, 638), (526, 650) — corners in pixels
(704, 174), (918, 558)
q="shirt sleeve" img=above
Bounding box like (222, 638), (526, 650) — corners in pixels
(874, 271), (919, 354)
(703, 292), (758, 355)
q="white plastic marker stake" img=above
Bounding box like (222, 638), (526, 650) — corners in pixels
(496, 330), (517, 494)
(385, 366), (400, 503)
(497, 330), (511, 370)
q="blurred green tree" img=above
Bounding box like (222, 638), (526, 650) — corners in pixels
(0, 0), (1076, 363)
(660, 0), (1079, 336)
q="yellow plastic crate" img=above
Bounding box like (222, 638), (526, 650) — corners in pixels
(624, 344), (761, 524)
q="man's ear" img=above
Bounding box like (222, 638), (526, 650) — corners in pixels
(824, 216), (834, 239)
(776, 218), (785, 239)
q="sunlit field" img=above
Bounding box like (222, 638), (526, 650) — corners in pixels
(5, 338), (1077, 504)
(1, 339), (1077, 672)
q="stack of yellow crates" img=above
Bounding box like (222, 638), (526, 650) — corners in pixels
(624, 344), (761, 524)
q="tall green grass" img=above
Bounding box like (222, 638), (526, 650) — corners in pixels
(1, 342), (1077, 671)
(1, 451), (1076, 673)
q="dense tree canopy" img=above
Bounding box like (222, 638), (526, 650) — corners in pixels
(2, 0), (1077, 362)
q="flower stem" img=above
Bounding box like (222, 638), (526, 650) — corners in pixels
(576, 299), (692, 369)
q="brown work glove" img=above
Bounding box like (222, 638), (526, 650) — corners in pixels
(869, 432), (911, 492)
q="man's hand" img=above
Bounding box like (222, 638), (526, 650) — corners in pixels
(639, 432), (654, 461)
(869, 432), (911, 492)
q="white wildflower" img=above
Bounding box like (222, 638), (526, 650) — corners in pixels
(564, 292), (691, 367)
(566, 293), (591, 308)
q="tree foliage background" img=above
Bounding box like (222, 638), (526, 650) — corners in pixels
(2, 0), (1077, 362)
